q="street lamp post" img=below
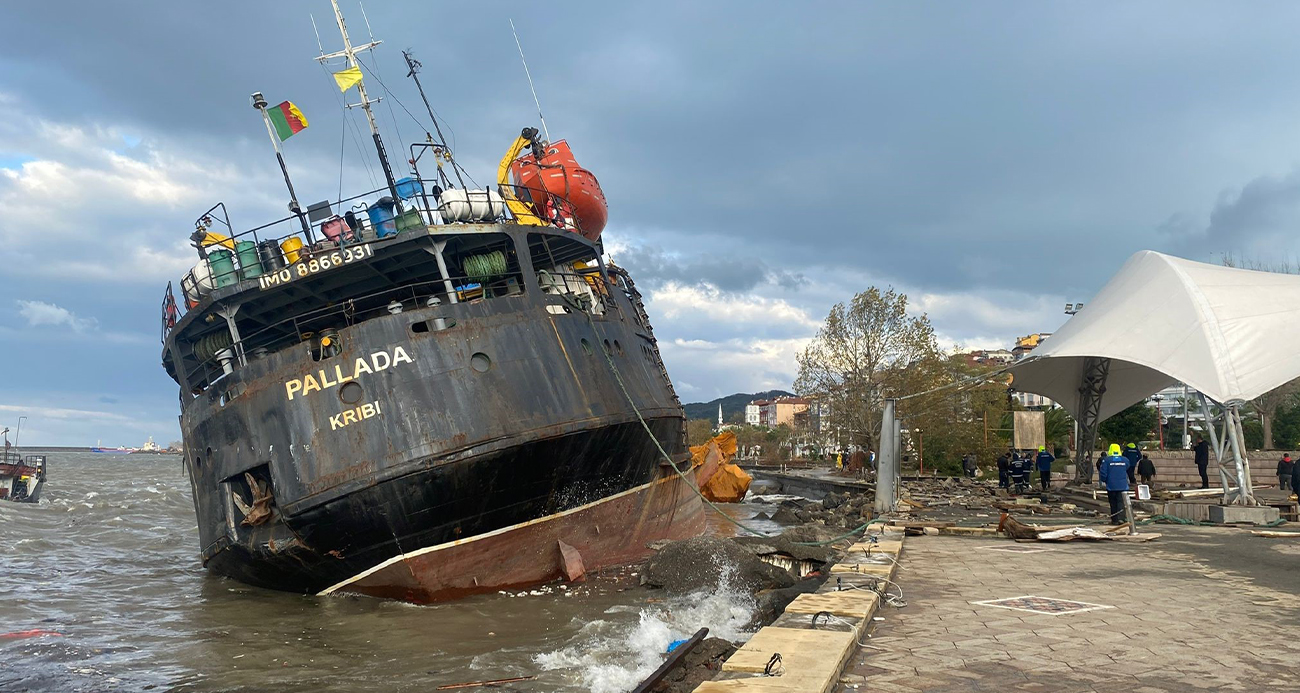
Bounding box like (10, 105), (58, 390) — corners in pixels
(1152, 395), (1164, 450)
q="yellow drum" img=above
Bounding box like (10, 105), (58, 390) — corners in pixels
(280, 237), (305, 264)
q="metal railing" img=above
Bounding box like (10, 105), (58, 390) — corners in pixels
(161, 178), (588, 344)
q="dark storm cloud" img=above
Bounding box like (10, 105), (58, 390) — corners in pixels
(11, 1), (1300, 437)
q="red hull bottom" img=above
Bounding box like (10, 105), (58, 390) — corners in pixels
(318, 470), (708, 603)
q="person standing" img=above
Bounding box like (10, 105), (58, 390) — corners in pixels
(997, 451), (1010, 489)
(1278, 453), (1294, 494)
(1009, 452), (1029, 494)
(1138, 454), (1156, 486)
(1194, 436), (1210, 489)
(1035, 445), (1055, 490)
(1291, 456), (1300, 499)
(1100, 443), (1135, 524)
(962, 453), (978, 478)
(1123, 443), (1141, 487)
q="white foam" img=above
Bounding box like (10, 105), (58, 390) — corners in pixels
(534, 563), (757, 692)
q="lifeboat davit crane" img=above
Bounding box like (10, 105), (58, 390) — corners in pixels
(499, 127), (608, 242)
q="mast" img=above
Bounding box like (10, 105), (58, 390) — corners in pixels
(402, 50), (467, 191)
(317, 0), (399, 202)
(251, 91), (315, 242)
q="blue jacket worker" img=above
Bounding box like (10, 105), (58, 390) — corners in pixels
(1008, 453), (1030, 493)
(1100, 443), (1136, 524)
(1035, 446), (1055, 490)
(1123, 443), (1141, 486)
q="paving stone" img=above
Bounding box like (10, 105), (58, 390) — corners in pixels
(830, 534), (1300, 693)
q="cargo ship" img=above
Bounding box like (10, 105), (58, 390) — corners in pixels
(158, 2), (706, 602)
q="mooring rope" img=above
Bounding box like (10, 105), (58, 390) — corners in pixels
(588, 311), (880, 545)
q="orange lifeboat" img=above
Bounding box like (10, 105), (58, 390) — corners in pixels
(510, 139), (608, 241)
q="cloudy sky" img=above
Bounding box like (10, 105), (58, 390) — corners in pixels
(4, 2), (1300, 445)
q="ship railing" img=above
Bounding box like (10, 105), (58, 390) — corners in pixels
(178, 249), (615, 397)
(161, 179), (589, 344)
(179, 257), (534, 395)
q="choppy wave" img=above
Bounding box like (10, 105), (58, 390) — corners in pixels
(534, 564), (757, 693)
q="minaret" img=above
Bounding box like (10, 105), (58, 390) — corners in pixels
(718, 403), (724, 428)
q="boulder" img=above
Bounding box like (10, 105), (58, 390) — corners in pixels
(747, 576), (826, 629)
(640, 537), (797, 594)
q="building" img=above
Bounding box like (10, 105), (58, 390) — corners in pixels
(959, 349), (1015, 367)
(745, 400), (768, 426)
(1012, 333), (1052, 360)
(763, 396), (810, 427)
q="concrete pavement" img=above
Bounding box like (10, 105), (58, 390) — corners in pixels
(837, 527), (1300, 692)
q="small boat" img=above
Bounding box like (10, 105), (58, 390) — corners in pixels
(91, 440), (136, 454)
(0, 452), (45, 503)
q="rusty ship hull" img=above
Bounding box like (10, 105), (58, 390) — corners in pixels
(165, 224), (699, 599)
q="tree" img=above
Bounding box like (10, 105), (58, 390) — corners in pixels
(686, 419), (715, 446)
(1250, 379), (1300, 450)
(795, 287), (945, 453)
(1098, 403), (1158, 448)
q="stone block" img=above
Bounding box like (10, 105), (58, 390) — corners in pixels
(1207, 505), (1279, 524)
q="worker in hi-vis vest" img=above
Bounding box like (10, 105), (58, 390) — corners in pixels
(1099, 443), (1136, 524)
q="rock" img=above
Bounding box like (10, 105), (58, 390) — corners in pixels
(750, 512), (771, 521)
(771, 507), (803, 524)
(640, 537), (797, 594)
(779, 524), (843, 545)
(749, 480), (781, 495)
(822, 491), (846, 510)
(748, 576), (825, 629)
(732, 532), (837, 564)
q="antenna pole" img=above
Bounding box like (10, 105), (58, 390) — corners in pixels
(323, 0), (399, 201)
(510, 18), (551, 142)
(402, 50), (467, 191)
(252, 91), (315, 242)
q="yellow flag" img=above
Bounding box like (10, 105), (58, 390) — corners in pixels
(333, 66), (363, 92)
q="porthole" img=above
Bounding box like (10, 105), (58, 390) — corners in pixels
(470, 352), (492, 373)
(603, 339), (612, 353)
(581, 338), (593, 355)
(613, 340), (623, 355)
(339, 381), (364, 404)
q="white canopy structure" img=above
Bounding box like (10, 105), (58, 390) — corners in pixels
(1007, 251), (1300, 505)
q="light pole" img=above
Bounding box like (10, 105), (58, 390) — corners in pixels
(1152, 394), (1164, 450)
(14, 416), (26, 449)
(1182, 383), (1190, 449)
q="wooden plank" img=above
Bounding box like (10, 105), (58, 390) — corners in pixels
(1251, 531), (1300, 538)
(633, 627), (708, 693)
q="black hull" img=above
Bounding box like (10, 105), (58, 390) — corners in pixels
(205, 417), (682, 593)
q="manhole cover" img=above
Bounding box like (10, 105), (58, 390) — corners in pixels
(971, 595), (1114, 615)
(980, 545), (1055, 554)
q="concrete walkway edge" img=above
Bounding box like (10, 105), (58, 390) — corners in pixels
(694, 529), (906, 692)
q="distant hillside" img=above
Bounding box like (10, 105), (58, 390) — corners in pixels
(683, 390), (795, 423)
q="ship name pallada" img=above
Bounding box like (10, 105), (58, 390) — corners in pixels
(285, 347), (415, 401)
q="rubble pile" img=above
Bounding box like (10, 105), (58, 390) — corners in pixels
(896, 477), (1101, 520)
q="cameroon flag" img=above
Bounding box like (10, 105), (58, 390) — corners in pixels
(267, 101), (308, 141)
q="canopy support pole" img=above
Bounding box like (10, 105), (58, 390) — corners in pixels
(1226, 404), (1256, 506)
(1198, 394), (1255, 506)
(1197, 394), (1233, 496)
(1073, 357), (1109, 484)
(874, 398), (897, 515)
